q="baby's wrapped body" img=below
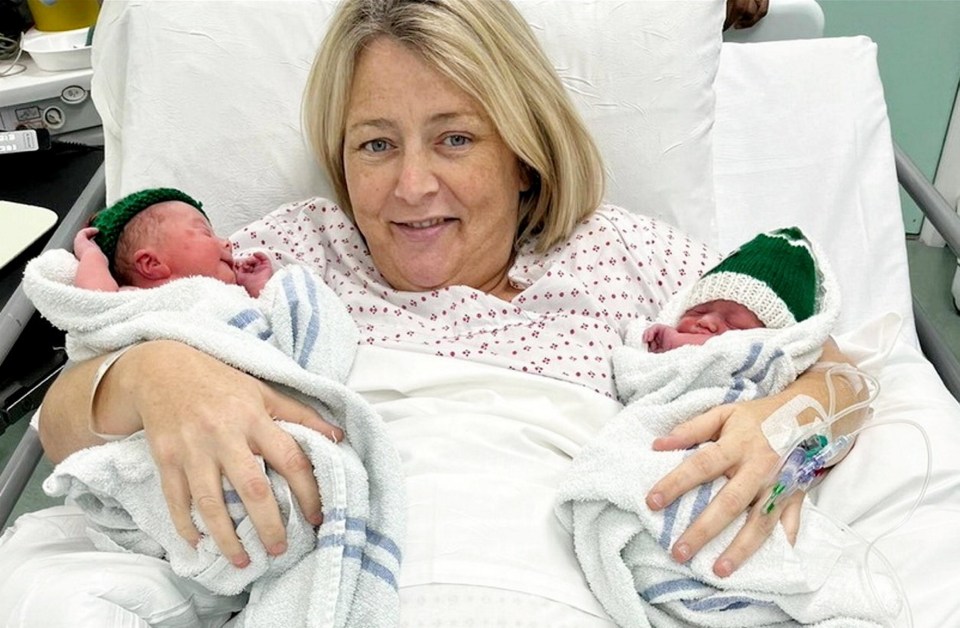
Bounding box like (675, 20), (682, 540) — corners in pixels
(23, 251), (405, 627)
(557, 246), (899, 627)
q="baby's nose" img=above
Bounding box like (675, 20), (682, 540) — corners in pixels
(697, 314), (721, 332)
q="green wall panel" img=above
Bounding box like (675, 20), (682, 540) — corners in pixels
(819, 0), (960, 234)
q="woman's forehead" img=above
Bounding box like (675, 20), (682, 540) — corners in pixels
(347, 37), (486, 123)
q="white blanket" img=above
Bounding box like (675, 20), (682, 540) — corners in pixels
(22, 250), (405, 628)
(556, 255), (901, 627)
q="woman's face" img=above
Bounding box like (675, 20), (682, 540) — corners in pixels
(343, 37), (528, 297)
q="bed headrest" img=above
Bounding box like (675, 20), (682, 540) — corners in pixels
(91, 0), (724, 237)
(712, 37), (914, 341)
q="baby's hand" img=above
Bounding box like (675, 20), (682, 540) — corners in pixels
(235, 252), (273, 298)
(643, 324), (668, 353)
(73, 227), (106, 261)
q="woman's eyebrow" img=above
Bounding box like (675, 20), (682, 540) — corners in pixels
(429, 111), (483, 125)
(347, 111), (485, 134)
(346, 118), (397, 134)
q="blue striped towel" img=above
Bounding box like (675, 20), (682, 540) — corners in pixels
(26, 252), (404, 628)
(556, 250), (900, 627)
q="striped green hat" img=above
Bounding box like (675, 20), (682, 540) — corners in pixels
(90, 188), (206, 269)
(686, 226), (817, 329)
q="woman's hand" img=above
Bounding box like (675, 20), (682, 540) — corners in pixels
(645, 396), (802, 577)
(725, 0), (769, 31)
(103, 341), (343, 567)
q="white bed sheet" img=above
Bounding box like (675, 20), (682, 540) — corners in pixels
(825, 315), (960, 627)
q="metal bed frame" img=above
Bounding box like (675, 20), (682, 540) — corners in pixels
(1, 146), (959, 527)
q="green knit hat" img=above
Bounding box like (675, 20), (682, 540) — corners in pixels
(90, 188), (206, 269)
(686, 226), (818, 329)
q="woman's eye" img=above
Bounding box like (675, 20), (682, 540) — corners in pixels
(443, 134), (471, 148)
(361, 139), (391, 153)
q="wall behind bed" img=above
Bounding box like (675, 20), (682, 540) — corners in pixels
(818, 0), (960, 235)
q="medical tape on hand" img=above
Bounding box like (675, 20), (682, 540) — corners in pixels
(761, 393), (826, 458)
(89, 345), (135, 441)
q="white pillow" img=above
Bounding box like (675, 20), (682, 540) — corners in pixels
(91, 1), (338, 234)
(515, 0), (724, 236)
(91, 0), (724, 236)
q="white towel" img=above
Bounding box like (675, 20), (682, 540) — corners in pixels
(556, 249), (901, 627)
(23, 250), (405, 628)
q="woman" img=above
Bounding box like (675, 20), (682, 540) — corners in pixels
(39, 0), (860, 622)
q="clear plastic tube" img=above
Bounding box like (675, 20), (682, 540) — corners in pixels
(760, 364), (932, 628)
(761, 364), (880, 513)
(0, 34), (25, 78)
(847, 417), (931, 628)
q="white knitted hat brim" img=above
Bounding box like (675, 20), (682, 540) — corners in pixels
(686, 271), (797, 329)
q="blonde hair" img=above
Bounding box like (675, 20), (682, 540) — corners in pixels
(303, 0), (604, 252)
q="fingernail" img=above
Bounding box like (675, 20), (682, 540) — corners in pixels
(648, 492), (664, 510)
(269, 541), (287, 556)
(715, 558), (735, 577)
(308, 512), (323, 526)
(674, 542), (691, 562)
(232, 552), (250, 568)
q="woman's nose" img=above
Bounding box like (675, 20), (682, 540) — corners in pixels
(394, 148), (439, 204)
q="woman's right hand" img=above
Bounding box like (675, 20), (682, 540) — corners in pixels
(46, 340), (343, 567)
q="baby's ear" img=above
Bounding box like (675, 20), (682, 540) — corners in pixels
(132, 248), (171, 281)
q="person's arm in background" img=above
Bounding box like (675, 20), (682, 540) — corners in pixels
(646, 337), (867, 577)
(725, 0), (769, 30)
(40, 340), (343, 567)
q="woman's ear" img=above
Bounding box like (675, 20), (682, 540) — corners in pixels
(132, 248), (171, 281)
(518, 161), (535, 193)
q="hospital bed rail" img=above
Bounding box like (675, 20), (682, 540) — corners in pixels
(2, 150), (960, 528)
(895, 142), (960, 401)
(0, 164), (105, 527)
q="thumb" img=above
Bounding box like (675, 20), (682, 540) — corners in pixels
(263, 385), (344, 442)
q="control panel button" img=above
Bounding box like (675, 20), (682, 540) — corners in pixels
(61, 86), (88, 105)
(42, 106), (64, 129)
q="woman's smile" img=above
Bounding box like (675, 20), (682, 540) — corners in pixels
(392, 216), (458, 240)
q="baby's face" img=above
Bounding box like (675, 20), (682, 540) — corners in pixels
(675, 299), (764, 336)
(153, 201), (237, 284)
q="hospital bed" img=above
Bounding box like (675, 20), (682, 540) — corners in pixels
(1, 0), (959, 626)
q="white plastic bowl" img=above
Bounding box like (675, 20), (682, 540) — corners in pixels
(22, 27), (92, 72)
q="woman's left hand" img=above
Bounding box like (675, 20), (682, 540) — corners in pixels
(645, 397), (804, 577)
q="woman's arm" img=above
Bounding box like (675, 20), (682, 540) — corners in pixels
(645, 338), (865, 577)
(40, 352), (124, 460)
(40, 340), (343, 567)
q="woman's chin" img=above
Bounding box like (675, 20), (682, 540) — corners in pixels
(392, 271), (455, 292)
(380, 256), (460, 292)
